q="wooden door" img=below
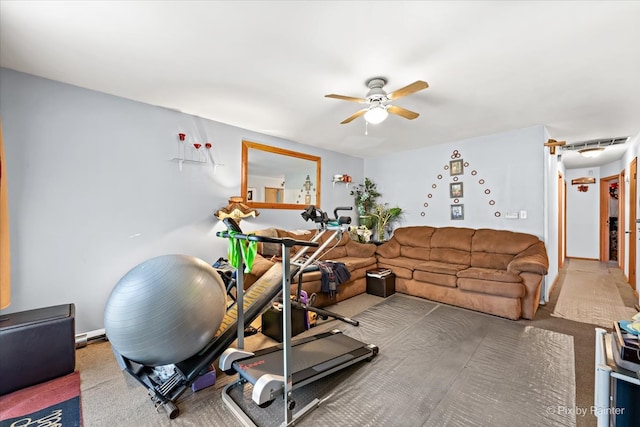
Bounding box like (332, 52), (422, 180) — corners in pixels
(629, 158), (637, 290)
(0, 118), (9, 309)
(264, 187), (284, 204)
(600, 175), (620, 262)
(619, 171), (626, 270)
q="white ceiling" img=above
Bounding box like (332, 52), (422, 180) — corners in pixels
(1, 1), (639, 169)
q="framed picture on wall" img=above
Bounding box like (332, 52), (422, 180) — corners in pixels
(450, 159), (464, 176)
(450, 182), (464, 198)
(450, 204), (464, 220)
(247, 187), (256, 202)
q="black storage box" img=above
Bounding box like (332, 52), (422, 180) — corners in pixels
(0, 304), (76, 395)
(261, 305), (307, 342)
(366, 272), (396, 297)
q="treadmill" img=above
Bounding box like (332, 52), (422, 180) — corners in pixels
(217, 216), (379, 426)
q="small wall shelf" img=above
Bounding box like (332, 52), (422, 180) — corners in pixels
(171, 158), (208, 165)
(172, 133), (223, 172)
(332, 174), (352, 188)
(171, 157), (209, 172)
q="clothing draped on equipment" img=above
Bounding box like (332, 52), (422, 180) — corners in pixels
(315, 261), (350, 298)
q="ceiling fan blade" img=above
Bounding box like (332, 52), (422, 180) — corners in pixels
(325, 94), (366, 103)
(340, 109), (367, 124)
(388, 80), (429, 100)
(387, 105), (420, 120)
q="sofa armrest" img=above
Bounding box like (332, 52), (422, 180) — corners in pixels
(507, 242), (548, 275)
(345, 240), (377, 258)
(375, 239), (401, 258)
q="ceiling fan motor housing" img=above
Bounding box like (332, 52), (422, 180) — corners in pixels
(325, 77), (426, 124)
(366, 78), (388, 102)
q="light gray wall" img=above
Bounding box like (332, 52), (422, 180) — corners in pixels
(564, 167), (601, 259)
(365, 125), (552, 298)
(0, 68), (363, 332)
(364, 125), (546, 237)
(563, 146), (636, 265)
(3, 66), (632, 331)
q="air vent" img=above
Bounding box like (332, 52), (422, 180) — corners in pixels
(563, 136), (629, 152)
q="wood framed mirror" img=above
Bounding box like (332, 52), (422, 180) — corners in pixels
(241, 140), (321, 210)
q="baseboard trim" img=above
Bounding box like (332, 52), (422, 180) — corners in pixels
(565, 256), (600, 262)
(75, 328), (106, 348)
(546, 274), (560, 302)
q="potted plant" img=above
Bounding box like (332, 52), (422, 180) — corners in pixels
(371, 203), (404, 242)
(350, 177), (381, 229)
(350, 177), (381, 215)
(349, 225), (372, 243)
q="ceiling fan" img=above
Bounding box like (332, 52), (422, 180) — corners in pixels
(325, 78), (428, 124)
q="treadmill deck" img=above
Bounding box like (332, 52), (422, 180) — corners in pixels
(234, 330), (376, 386)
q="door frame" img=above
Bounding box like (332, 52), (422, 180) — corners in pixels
(557, 172), (565, 269)
(620, 170), (626, 270)
(600, 174), (622, 263)
(628, 158), (637, 290)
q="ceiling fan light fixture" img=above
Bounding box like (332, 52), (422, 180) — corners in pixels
(364, 105), (388, 124)
(579, 147), (605, 158)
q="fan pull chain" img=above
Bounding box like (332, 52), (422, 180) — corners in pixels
(365, 120), (368, 136)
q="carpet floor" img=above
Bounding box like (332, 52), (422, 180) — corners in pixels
(75, 259), (637, 427)
(552, 259), (637, 327)
(228, 295), (576, 427)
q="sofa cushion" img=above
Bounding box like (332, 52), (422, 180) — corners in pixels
(414, 260), (468, 276)
(400, 246), (430, 261)
(254, 228), (282, 257)
(311, 231), (353, 259)
(320, 245), (348, 259)
(458, 278), (525, 298)
(471, 229), (541, 269)
(508, 242), (549, 275)
(345, 240), (377, 258)
(429, 227), (474, 266)
(457, 267), (521, 283)
(377, 256), (421, 271)
(413, 270), (458, 288)
(376, 258), (413, 279)
(392, 226), (436, 261)
(473, 228), (541, 254)
(376, 239), (401, 258)
(334, 256), (378, 271)
(270, 228), (314, 256)
(393, 226), (436, 247)
(470, 252), (514, 271)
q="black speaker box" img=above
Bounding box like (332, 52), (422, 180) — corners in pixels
(261, 305), (307, 343)
(0, 304), (75, 395)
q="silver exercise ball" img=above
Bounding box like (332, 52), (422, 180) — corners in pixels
(104, 254), (227, 366)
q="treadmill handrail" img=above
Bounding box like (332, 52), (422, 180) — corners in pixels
(216, 230), (319, 248)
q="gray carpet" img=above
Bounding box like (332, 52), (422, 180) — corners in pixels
(78, 294), (577, 427)
(227, 294), (576, 426)
(552, 259), (637, 327)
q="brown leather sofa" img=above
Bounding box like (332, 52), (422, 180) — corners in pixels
(375, 226), (549, 320)
(244, 228), (378, 307)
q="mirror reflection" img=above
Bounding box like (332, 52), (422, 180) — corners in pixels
(242, 140), (321, 209)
